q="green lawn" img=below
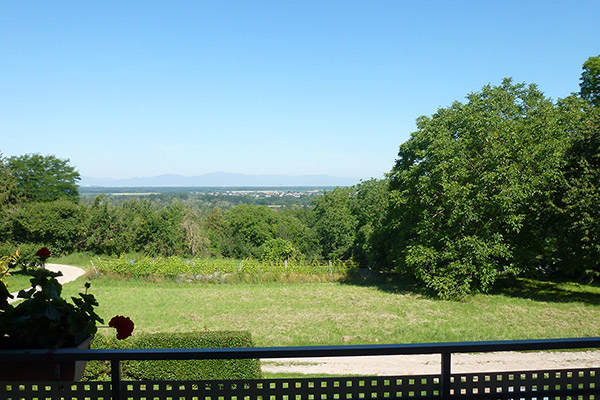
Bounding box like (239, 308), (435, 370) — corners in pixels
(62, 276), (600, 347)
(1, 268), (32, 294)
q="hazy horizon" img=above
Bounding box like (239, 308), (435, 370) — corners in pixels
(79, 171), (363, 188)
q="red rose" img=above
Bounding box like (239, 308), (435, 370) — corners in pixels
(108, 315), (134, 340)
(35, 247), (51, 260)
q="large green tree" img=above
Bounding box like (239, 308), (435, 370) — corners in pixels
(216, 204), (315, 259)
(387, 78), (570, 298)
(6, 154), (80, 202)
(351, 178), (390, 266)
(548, 95), (600, 277)
(580, 55), (600, 107)
(7, 199), (84, 253)
(181, 205), (210, 257)
(82, 195), (129, 255)
(134, 201), (186, 256)
(222, 205), (281, 258)
(312, 187), (358, 260)
(273, 208), (319, 260)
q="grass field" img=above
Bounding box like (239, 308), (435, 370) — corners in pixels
(61, 275), (600, 347)
(1, 268), (31, 293)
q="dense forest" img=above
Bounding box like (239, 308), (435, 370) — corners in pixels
(1, 56), (599, 299)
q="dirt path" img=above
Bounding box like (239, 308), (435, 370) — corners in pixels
(44, 263), (86, 284)
(262, 350), (600, 376)
(7, 263), (85, 303)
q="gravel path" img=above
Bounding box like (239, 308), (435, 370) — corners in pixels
(7, 263), (85, 303)
(262, 350), (600, 376)
(45, 263), (86, 284)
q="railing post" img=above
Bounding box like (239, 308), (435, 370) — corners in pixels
(111, 359), (122, 400)
(441, 352), (451, 400)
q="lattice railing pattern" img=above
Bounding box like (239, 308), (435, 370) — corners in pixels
(0, 381), (112, 400)
(451, 368), (599, 399)
(117, 375), (440, 400)
(1, 368), (598, 400)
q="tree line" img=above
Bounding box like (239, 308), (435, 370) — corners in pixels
(1, 56), (598, 298)
(0, 156), (387, 265)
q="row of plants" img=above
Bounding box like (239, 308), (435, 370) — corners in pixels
(94, 255), (357, 280)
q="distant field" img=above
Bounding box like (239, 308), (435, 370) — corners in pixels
(62, 276), (600, 347)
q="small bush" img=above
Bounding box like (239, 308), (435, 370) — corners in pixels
(83, 331), (261, 381)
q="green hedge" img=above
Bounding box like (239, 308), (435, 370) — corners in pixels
(83, 331), (261, 381)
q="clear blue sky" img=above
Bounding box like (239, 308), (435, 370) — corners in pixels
(1, 1), (599, 181)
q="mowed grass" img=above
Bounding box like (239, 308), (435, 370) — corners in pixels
(1, 267), (32, 293)
(62, 276), (600, 347)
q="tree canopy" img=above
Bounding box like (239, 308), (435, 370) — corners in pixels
(312, 187), (358, 260)
(548, 96), (600, 277)
(580, 55), (600, 107)
(386, 78), (598, 298)
(6, 154), (80, 202)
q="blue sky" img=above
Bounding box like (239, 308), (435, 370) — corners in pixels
(1, 1), (599, 181)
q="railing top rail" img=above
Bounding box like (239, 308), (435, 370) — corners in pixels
(1, 337), (600, 363)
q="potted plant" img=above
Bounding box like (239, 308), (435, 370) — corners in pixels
(0, 247), (134, 381)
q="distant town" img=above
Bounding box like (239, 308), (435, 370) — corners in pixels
(206, 189), (323, 198)
(79, 186), (332, 197)
(77, 186), (332, 208)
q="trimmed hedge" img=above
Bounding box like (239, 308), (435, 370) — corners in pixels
(83, 331), (261, 381)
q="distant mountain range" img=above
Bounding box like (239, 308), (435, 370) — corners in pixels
(79, 172), (362, 187)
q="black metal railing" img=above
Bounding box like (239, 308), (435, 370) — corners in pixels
(2, 337), (600, 400)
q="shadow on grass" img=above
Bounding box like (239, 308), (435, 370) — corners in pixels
(340, 271), (433, 298)
(341, 270), (600, 305)
(490, 277), (600, 305)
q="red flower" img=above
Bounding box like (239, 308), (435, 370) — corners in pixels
(35, 247), (51, 260)
(108, 315), (134, 340)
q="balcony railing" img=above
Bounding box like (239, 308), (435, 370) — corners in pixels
(1, 337), (600, 399)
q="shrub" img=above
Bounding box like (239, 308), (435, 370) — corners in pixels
(83, 331), (261, 381)
(7, 200), (83, 254)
